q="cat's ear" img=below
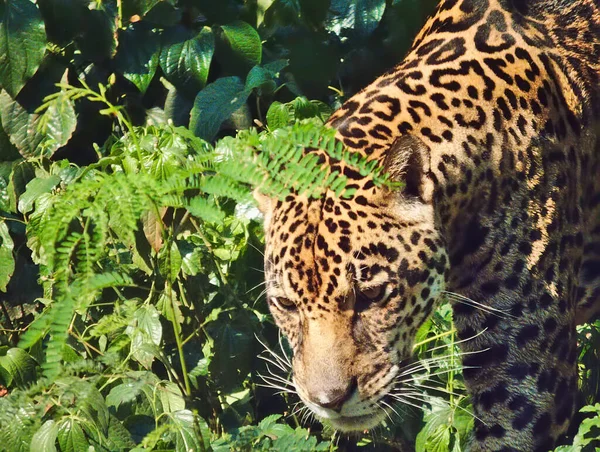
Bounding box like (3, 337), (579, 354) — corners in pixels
(382, 134), (433, 202)
(253, 188), (273, 215)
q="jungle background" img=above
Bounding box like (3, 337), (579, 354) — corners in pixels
(0, 0), (598, 450)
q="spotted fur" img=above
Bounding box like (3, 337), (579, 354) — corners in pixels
(257, 0), (600, 450)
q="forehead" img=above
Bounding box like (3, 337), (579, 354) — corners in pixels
(266, 194), (404, 298)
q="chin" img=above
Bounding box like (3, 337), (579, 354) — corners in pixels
(323, 411), (386, 432)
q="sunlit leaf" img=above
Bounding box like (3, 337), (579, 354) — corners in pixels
(160, 26), (214, 96)
(0, 220), (14, 292)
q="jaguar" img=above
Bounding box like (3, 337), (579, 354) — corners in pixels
(255, 0), (600, 450)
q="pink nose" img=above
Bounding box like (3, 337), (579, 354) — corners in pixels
(310, 378), (357, 412)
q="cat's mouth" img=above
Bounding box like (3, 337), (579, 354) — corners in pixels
(324, 411), (386, 432)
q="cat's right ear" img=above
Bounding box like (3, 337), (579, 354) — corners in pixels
(253, 188), (273, 215)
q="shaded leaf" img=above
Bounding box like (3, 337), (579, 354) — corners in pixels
(77, 8), (117, 61)
(0, 0), (47, 98)
(326, 0), (386, 39)
(144, 2), (182, 27)
(221, 21), (262, 68)
(190, 76), (248, 141)
(158, 240), (182, 283)
(37, 0), (86, 45)
(0, 347), (36, 388)
(115, 23), (161, 94)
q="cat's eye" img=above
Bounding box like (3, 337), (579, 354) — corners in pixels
(355, 284), (386, 312)
(271, 296), (297, 311)
(361, 285), (383, 300)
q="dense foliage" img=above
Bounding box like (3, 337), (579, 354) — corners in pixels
(0, 0), (599, 450)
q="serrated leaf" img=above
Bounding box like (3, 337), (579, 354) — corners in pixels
(221, 21), (262, 68)
(37, 0), (86, 45)
(106, 380), (147, 410)
(157, 381), (185, 414)
(0, 220), (14, 292)
(158, 240), (182, 283)
(77, 8), (117, 61)
(57, 418), (89, 452)
(0, 347), (36, 388)
(0, 87), (76, 158)
(266, 101), (291, 129)
(160, 25), (214, 96)
(141, 207), (166, 252)
(30, 420), (58, 452)
(0, 0), (47, 98)
(144, 2), (182, 27)
(156, 287), (184, 324)
(178, 240), (203, 276)
(245, 65), (275, 94)
(208, 314), (255, 391)
(170, 410), (210, 452)
(190, 76), (248, 141)
(326, 0), (386, 39)
(104, 414), (136, 450)
(134, 304), (162, 346)
(127, 305), (162, 369)
(115, 23), (161, 94)
(17, 174), (60, 214)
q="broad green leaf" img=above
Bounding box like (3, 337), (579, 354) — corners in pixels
(170, 410), (210, 452)
(190, 76), (248, 141)
(17, 174), (60, 214)
(0, 347), (36, 388)
(77, 9), (117, 61)
(208, 314), (255, 391)
(326, 0), (386, 39)
(134, 305), (162, 346)
(127, 305), (162, 368)
(0, 220), (14, 291)
(57, 418), (89, 452)
(0, 398), (40, 452)
(221, 21), (262, 68)
(104, 414), (136, 450)
(59, 378), (110, 435)
(164, 86), (194, 127)
(37, 0), (85, 45)
(141, 207), (165, 252)
(158, 240), (182, 283)
(121, 0), (159, 20)
(160, 26), (214, 96)
(0, 121), (19, 161)
(179, 240), (203, 276)
(144, 2), (182, 27)
(0, 87), (76, 158)
(30, 420), (58, 452)
(157, 381), (185, 413)
(115, 23), (161, 94)
(106, 380), (147, 410)
(156, 287), (184, 324)
(0, 0), (47, 98)
(266, 101), (291, 129)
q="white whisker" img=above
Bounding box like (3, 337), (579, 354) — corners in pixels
(442, 291), (516, 318)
